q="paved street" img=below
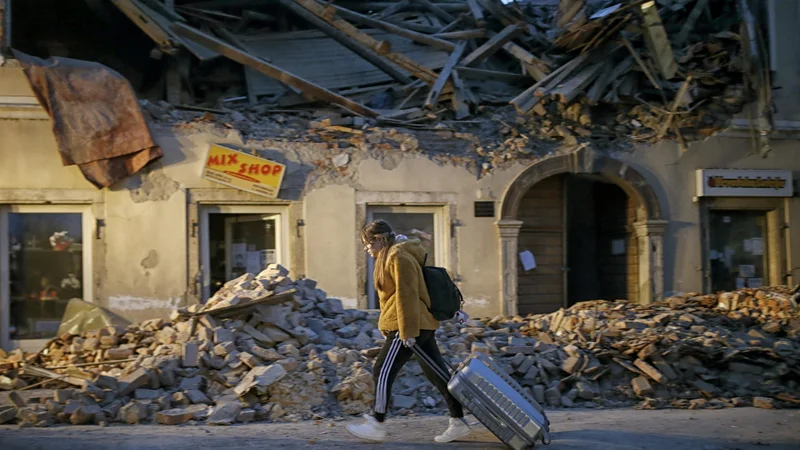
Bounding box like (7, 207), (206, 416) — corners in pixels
(1, 407), (798, 450)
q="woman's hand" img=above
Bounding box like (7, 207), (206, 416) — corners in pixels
(402, 337), (416, 348)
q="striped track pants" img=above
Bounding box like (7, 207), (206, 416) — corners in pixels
(372, 329), (463, 421)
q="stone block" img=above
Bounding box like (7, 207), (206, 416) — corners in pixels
(753, 397), (776, 409)
(392, 395), (417, 409)
(120, 402), (149, 424)
(214, 328), (235, 344)
(207, 402), (242, 426)
(7, 391), (25, 408)
(106, 347), (134, 360)
(118, 368), (151, 396)
(185, 390), (212, 405)
(632, 377), (653, 397)
(633, 359), (666, 384)
(234, 365), (287, 396)
(134, 389), (162, 400)
(533, 385), (546, 405)
(95, 375), (119, 392)
(237, 408), (256, 424)
(0, 405), (17, 424)
(182, 342), (200, 367)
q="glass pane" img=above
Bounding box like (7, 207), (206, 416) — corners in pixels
(371, 212), (436, 265)
(208, 214), (277, 296)
(8, 213), (83, 340)
(709, 210), (768, 292)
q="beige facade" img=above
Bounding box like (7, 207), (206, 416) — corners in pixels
(2, 65), (799, 351)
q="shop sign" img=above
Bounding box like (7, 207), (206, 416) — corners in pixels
(201, 144), (286, 198)
(695, 169), (793, 197)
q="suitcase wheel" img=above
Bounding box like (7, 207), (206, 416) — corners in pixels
(541, 429), (551, 446)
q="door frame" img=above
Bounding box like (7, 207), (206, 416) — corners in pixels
(699, 197), (787, 293)
(0, 204), (95, 351)
(199, 204), (289, 302)
(365, 205), (447, 309)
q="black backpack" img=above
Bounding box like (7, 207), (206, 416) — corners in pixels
(419, 254), (463, 321)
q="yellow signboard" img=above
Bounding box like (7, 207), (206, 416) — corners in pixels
(201, 144), (286, 198)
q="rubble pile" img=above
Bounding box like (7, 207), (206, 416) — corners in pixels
(126, 0), (758, 153)
(1, 268), (799, 427)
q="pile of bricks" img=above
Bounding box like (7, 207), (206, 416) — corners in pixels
(1, 268), (799, 427)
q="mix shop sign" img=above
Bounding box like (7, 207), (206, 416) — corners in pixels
(696, 169), (794, 197)
(201, 144), (286, 198)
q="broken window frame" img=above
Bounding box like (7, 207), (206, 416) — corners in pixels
(198, 204), (289, 302)
(0, 204), (94, 352)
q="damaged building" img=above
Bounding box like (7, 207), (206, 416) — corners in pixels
(0, 0), (798, 352)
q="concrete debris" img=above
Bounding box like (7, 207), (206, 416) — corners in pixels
(2, 270), (798, 427)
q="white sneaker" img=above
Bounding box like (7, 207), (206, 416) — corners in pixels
(434, 417), (472, 443)
(346, 414), (387, 442)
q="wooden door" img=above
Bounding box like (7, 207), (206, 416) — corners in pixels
(517, 175), (565, 315)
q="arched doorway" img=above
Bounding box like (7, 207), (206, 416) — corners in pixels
(497, 148), (667, 316)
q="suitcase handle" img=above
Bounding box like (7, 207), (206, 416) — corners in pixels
(409, 343), (455, 384)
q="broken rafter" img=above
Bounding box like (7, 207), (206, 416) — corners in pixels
(291, 0), (443, 86)
(410, 0), (456, 23)
(502, 41), (550, 81)
(278, 0), (412, 84)
(425, 41), (467, 109)
(466, 0), (486, 27)
(550, 60), (606, 104)
(620, 33), (664, 100)
(509, 52), (590, 114)
(675, 0), (709, 46)
(380, 0), (410, 19)
(327, 3), (456, 51)
(172, 23), (379, 117)
(460, 24), (521, 67)
(656, 75), (693, 140)
(639, 0), (677, 80)
(433, 29), (486, 40)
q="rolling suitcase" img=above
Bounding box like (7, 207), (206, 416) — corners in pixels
(411, 345), (551, 449)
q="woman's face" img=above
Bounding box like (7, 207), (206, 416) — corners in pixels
(364, 237), (386, 258)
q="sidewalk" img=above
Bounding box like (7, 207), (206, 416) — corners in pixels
(1, 407), (798, 449)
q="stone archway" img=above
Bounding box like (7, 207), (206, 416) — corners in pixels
(497, 147), (667, 316)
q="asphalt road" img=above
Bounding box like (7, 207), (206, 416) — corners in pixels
(1, 407), (798, 450)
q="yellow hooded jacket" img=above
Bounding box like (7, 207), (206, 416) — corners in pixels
(375, 239), (440, 340)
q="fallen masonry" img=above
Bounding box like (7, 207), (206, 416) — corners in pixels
(1, 265), (799, 427)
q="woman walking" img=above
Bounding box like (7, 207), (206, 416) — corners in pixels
(346, 219), (472, 443)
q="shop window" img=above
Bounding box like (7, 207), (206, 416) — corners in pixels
(708, 210), (768, 292)
(366, 206), (444, 308)
(199, 205), (286, 301)
(1, 208), (91, 344)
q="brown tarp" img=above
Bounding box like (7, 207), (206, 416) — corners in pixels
(11, 49), (163, 188)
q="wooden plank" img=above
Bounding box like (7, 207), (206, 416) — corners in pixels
(503, 42), (549, 81)
(450, 70), (473, 119)
(292, 0), (442, 85)
(171, 23), (379, 117)
(620, 34), (663, 94)
(460, 24), (521, 67)
(675, 0), (709, 46)
(585, 61), (614, 105)
(279, 0), (412, 84)
(410, 0), (455, 23)
(466, 0), (485, 26)
(425, 41), (467, 109)
(327, 3), (456, 51)
(639, 1), (677, 79)
(656, 75), (693, 140)
(110, 0), (176, 53)
(380, 0), (410, 18)
(454, 66), (532, 84)
(434, 29), (487, 40)
(437, 15), (466, 34)
(509, 53), (590, 114)
(550, 60), (606, 104)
